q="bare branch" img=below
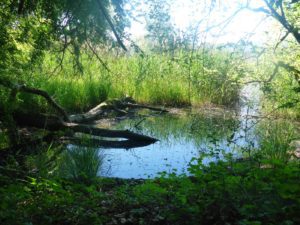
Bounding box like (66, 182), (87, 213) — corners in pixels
(205, 7), (245, 33)
(96, 0), (127, 51)
(86, 41), (111, 73)
(274, 31), (290, 50)
(246, 6), (270, 14)
(244, 61), (300, 85)
(279, 1), (285, 18)
(243, 63), (279, 84)
(51, 35), (69, 75)
(0, 79), (69, 121)
(263, 0), (300, 44)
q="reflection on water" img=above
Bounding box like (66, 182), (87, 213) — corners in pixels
(101, 114), (246, 178)
(98, 84), (268, 178)
(95, 85), (246, 178)
(53, 84), (297, 179)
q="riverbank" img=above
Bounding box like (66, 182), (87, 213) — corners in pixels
(1, 99), (300, 224)
(1, 154), (299, 225)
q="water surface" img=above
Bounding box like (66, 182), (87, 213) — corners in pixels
(99, 85), (263, 178)
(60, 85), (295, 178)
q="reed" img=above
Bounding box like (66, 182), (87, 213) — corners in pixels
(17, 49), (243, 113)
(57, 145), (105, 183)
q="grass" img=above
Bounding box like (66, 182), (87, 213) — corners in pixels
(56, 145), (105, 183)
(14, 49), (243, 113)
(1, 84), (300, 225)
(256, 120), (299, 162)
(41, 77), (110, 112)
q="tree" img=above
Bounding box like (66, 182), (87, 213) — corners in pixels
(144, 0), (177, 52)
(248, 0), (300, 45)
(0, 0), (128, 76)
(0, 0), (132, 147)
(245, 0), (300, 113)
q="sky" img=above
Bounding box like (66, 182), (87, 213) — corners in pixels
(127, 0), (280, 45)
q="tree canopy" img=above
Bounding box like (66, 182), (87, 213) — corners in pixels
(0, 0), (128, 76)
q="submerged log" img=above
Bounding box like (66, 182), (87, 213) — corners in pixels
(62, 136), (156, 149)
(65, 123), (157, 142)
(123, 102), (169, 113)
(13, 112), (158, 147)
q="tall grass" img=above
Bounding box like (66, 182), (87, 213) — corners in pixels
(256, 120), (298, 162)
(20, 48), (244, 112)
(57, 145), (105, 183)
(103, 50), (242, 106)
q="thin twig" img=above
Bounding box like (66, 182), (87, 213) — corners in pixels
(274, 31), (290, 50)
(86, 41), (111, 73)
(96, 0), (127, 51)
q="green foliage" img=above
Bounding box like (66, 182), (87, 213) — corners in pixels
(18, 48), (243, 113)
(1, 147), (299, 225)
(56, 145), (105, 184)
(0, 179), (106, 225)
(256, 120), (298, 162)
(6, 47), (243, 115)
(253, 43), (300, 118)
(0, 133), (9, 149)
(0, 0), (128, 75)
(0, 1), (299, 224)
(121, 157), (300, 225)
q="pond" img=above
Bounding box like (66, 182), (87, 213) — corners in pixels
(62, 84), (297, 179)
(100, 112), (244, 178)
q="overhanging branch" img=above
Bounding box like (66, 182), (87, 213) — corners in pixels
(96, 0), (127, 51)
(263, 0), (300, 44)
(0, 79), (69, 121)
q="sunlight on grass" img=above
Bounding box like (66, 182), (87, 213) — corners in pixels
(26, 49), (243, 112)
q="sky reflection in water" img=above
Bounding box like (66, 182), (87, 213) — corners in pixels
(100, 85), (262, 179)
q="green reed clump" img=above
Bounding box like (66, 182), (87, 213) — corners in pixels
(105, 51), (242, 106)
(256, 120), (298, 162)
(104, 54), (191, 106)
(57, 145), (105, 184)
(20, 48), (243, 112)
(41, 77), (110, 112)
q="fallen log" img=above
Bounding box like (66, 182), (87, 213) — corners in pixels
(65, 122), (158, 142)
(69, 98), (168, 123)
(61, 136), (156, 149)
(1, 80), (160, 148)
(13, 111), (158, 146)
(68, 102), (107, 123)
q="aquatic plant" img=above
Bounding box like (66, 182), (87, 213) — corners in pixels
(57, 146), (105, 183)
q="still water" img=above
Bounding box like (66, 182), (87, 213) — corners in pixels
(98, 85), (265, 178)
(25, 84), (297, 179)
